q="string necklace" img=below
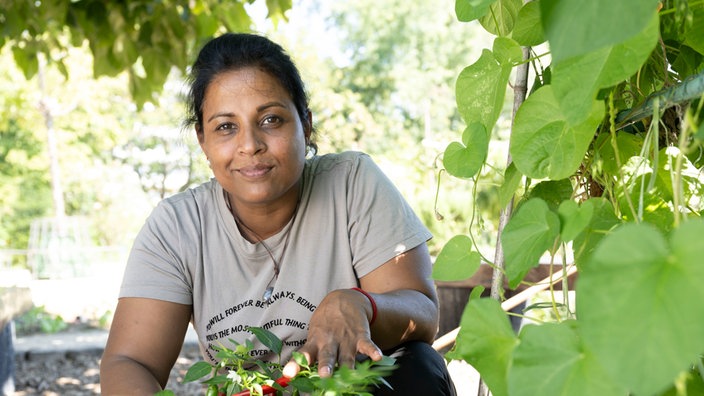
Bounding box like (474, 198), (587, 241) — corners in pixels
(224, 187), (301, 302)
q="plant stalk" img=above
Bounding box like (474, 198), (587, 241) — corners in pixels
(478, 45), (532, 396)
(489, 46), (531, 300)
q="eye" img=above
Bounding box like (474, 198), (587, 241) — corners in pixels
(261, 115), (283, 127)
(215, 122), (237, 133)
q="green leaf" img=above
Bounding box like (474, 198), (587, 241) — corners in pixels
(455, 0), (495, 22)
(374, 355), (397, 367)
(479, 0), (522, 37)
(572, 198), (619, 264)
(448, 298), (518, 396)
(183, 361), (213, 383)
(498, 162), (522, 208)
(658, 362), (704, 396)
(11, 46), (39, 80)
(683, 6), (704, 55)
(492, 37), (522, 66)
(217, 2), (252, 32)
(578, 220), (704, 395)
(266, 0), (292, 26)
(594, 132), (644, 176)
(456, 49), (511, 133)
(509, 322), (627, 396)
(501, 198), (560, 288)
(618, 181), (675, 233)
(469, 285), (485, 301)
(443, 122), (489, 179)
(289, 376), (316, 393)
(557, 200), (594, 242)
(512, 1), (545, 46)
(432, 235), (481, 282)
(551, 14), (659, 124)
(526, 179), (574, 213)
(249, 327), (283, 356)
(292, 351), (310, 368)
(541, 0), (660, 63)
(510, 85), (605, 180)
(194, 12), (219, 37)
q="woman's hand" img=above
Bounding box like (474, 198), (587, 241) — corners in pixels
(283, 243), (439, 379)
(282, 289), (383, 378)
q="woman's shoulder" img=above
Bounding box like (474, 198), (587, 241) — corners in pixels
(155, 179), (220, 214)
(308, 150), (374, 173)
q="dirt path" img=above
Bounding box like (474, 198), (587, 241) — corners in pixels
(13, 344), (205, 395)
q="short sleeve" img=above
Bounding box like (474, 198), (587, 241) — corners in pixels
(119, 201), (195, 304)
(346, 153), (432, 277)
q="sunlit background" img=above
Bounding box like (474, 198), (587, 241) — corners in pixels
(1, 0), (502, 329)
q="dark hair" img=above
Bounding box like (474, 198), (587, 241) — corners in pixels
(185, 33), (316, 152)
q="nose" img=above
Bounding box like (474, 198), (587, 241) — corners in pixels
(237, 124), (265, 155)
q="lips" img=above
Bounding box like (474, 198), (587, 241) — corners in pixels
(236, 164), (273, 178)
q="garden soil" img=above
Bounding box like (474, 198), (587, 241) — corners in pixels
(12, 324), (206, 395)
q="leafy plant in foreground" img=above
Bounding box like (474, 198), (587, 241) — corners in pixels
(159, 327), (396, 396)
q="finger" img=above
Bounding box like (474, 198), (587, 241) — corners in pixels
(357, 339), (383, 361)
(282, 350), (312, 378)
(282, 361), (300, 378)
(338, 348), (358, 369)
(316, 346), (338, 378)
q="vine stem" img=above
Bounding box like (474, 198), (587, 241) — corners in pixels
(488, 45), (531, 301)
(476, 45), (532, 396)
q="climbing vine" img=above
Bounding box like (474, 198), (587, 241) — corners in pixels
(434, 0), (704, 395)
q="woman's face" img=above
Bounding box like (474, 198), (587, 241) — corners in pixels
(198, 67), (310, 210)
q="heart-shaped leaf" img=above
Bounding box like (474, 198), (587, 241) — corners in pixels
(510, 85), (604, 180)
(479, 0), (522, 37)
(448, 298), (518, 396)
(572, 198), (619, 264)
(551, 14), (658, 124)
(433, 234), (481, 281)
(509, 321), (627, 396)
(578, 220), (704, 394)
(443, 122), (489, 179)
(455, 0), (495, 22)
(557, 200), (594, 242)
(512, 1), (544, 46)
(501, 198), (560, 288)
(456, 49), (512, 133)
(541, 0), (659, 63)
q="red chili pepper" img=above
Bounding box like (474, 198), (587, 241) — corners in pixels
(228, 377), (291, 396)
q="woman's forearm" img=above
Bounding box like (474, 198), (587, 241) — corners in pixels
(368, 289), (439, 350)
(100, 354), (166, 395)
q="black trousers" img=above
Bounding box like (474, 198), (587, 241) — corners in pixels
(373, 341), (457, 396)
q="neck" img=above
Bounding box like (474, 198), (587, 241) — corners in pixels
(225, 182), (302, 241)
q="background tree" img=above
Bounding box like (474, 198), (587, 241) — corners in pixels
(0, 0), (291, 107)
(266, 0), (498, 255)
(0, 0), (290, 257)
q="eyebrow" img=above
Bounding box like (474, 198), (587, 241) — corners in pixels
(205, 101), (289, 123)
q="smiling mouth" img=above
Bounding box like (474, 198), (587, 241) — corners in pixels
(237, 165), (272, 178)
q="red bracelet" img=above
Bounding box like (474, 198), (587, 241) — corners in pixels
(351, 287), (377, 325)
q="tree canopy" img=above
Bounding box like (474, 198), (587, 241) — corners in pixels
(0, 0), (292, 107)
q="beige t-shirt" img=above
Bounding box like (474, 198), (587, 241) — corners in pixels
(120, 151), (432, 363)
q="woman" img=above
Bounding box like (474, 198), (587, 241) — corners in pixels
(100, 33), (456, 395)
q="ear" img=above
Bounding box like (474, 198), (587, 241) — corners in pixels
(196, 125), (205, 145)
(196, 125), (208, 156)
(304, 109), (313, 141)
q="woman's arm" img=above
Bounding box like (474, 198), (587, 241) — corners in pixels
(361, 242), (439, 348)
(100, 297), (192, 395)
(283, 243), (438, 377)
